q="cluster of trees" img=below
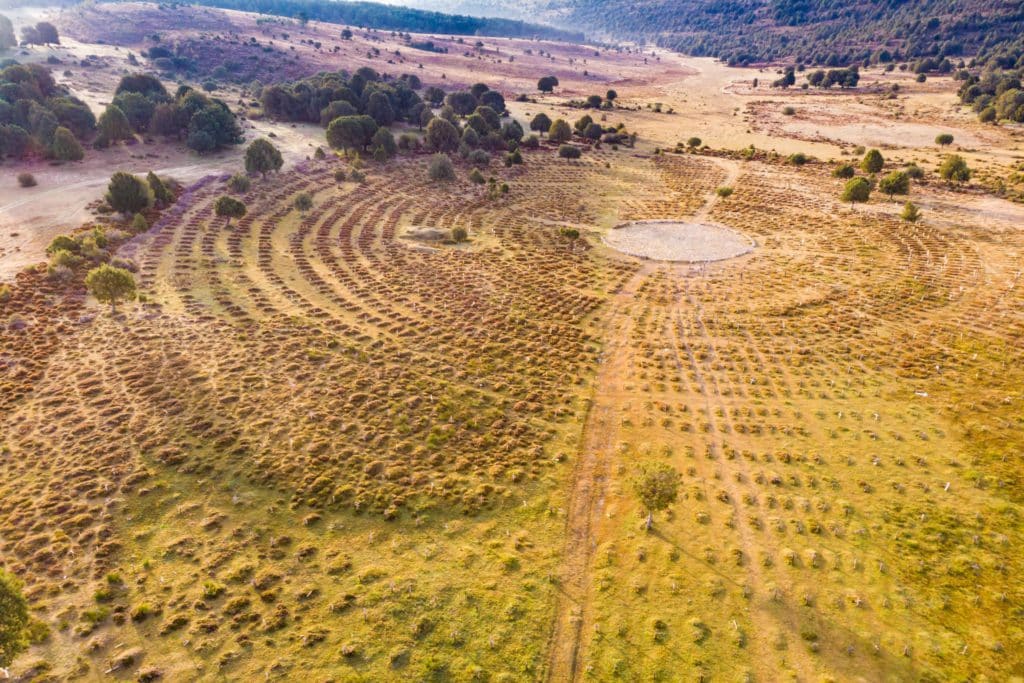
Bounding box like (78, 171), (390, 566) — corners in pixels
(959, 71), (1024, 123)
(836, 148), (969, 207)
(262, 68), (426, 128)
(105, 74), (242, 152)
(806, 67), (859, 89)
(20, 21), (59, 46)
(531, 112), (634, 147)
(0, 61), (92, 162)
(0, 13), (59, 48)
(186, 0), (583, 42)
(559, 0), (1024, 68)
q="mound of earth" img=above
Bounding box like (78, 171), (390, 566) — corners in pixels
(403, 226), (449, 241)
(604, 220), (754, 262)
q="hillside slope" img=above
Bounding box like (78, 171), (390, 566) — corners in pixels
(555, 0), (1024, 66)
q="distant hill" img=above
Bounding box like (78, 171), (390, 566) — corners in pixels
(548, 0), (1024, 66)
(177, 0), (585, 42)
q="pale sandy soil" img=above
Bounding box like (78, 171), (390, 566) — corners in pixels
(604, 220), (754, 262)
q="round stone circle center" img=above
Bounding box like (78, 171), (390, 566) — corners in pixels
(604, 220), (754, 262)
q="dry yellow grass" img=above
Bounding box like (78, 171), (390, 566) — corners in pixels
(1, 6), (1023, 681)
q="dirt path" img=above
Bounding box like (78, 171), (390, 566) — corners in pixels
(547, 162), (749, 679)
(544, 261), (653, 682)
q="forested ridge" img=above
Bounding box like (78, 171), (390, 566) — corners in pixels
(554, 0), (1024, 67)
(146, 0), (584, 42)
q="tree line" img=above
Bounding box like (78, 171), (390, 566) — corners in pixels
(172, 0), (584, 42)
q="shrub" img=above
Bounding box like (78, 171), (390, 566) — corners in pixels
(17, 173), (36, 188)
(467, 149), (490, 168)
(131, 213), (148, 232)
(558, 145), (581, 159)
(782, 106), (796, 116)
(900, 201), (921, 223)
(334, 169), (347, 182)
(878, 170), (910, 199)
(451, 226), (468, 242)
(716, 186), (733, 198)
(686, 137), (702, 148)
(935, 133), (954, 146)
(904, 164), (924, 179)
(428, 153), (455, 182)
(841, 176), (871, 204)
(227, 173), (251, 193)
(788, 152), (809, 165)
(832, 164), (855, 179)
(939, 154), (971, 184)
(861, 148), (884, 174)
(469, 168), (485, 185)
(293, 192), (313, 212)
(106, 172), (151, 215)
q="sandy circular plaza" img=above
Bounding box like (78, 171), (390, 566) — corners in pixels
(604, 220), (755, 262)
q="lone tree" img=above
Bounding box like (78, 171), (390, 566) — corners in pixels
(861, 148), (884, 174)
(900, 201), (921, 223)
(245, 138), (283, 178)
(841, 176), (871, 205)
(214, 195), (246, 225)
(687, 137), (702, 149)
(939, 154), (971, 184)
(106, 172), (151, 216)
(0, 569), (28, 669)
(878, 170), (910, 199)
(530, 113), (552, 137)
(606, 89), (618, 102)
(548, 118), (572, 144)
(425, 117), (459, 153)
(935, 133), (954, 146)
(537, 75), (559, 93)
(85, 264), (136, 313)
(632, 463), (681, 530)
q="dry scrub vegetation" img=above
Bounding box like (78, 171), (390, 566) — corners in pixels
(2, 6), (1024, 680)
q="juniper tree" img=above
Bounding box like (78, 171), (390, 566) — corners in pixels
(633, 463), (681, 530)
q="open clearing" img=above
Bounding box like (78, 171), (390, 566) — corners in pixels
(604, 220), (754, 262)
(1, 3), (1023, 682)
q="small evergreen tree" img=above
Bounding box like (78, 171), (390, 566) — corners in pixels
(632, 463), (681, 530)
(548, 119), (571, 143)
(861, 148), (884, 174)
(841, 176), (871, 205)
(530, 113), (552, 137)
(147, 171), (173, 206)
(245, 138), (283, 178)
(96, 105), (132, 147)
(85, 264), (136, 313)
(214, 195), (247, 225)
(51, 126), (84, 161)
(878, 170), (910, 199)
(106, 172), (151, 215)
(0, 569), (29, 668)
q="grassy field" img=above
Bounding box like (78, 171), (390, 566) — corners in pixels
(1, 5), (1024, 681)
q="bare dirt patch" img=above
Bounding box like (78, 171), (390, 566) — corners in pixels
(604, 219), (754, 262)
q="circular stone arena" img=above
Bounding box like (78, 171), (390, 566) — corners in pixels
(604, 220), (755, 262)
